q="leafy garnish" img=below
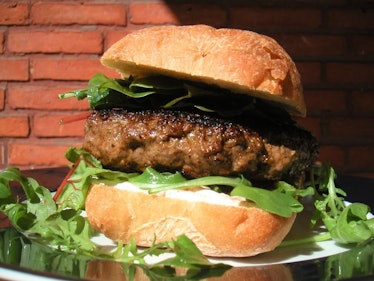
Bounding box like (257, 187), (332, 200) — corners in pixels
(0, 167), (96, 252)
(131, 166), (307, 218)
(55, 148), (307, 218)
(322, 238), (374, 281)
(53, 147), (136, 210)
(59, 73), (195, 110)
(282, 163), (374, 247)
(0, 167), (230, 280)
(0, 228), (229, 281)
(58, 73), (291, 120)
(131, 170), (307, 218)
(310, 164), (374, 244)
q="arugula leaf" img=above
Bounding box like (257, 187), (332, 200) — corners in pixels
(0, 228), (92, 279)
(159, 235), (215, 267)
(0, 228), (230, 281)
(59, 74), (158, 110)
(323, 238), (374, 281)
(54, 149), (306, 218)
(129, 75), (184, 91)
(0, 167), (97, 252)
(230, 184), (305, 217)
(147, 236), (230, 280)
(58, 73), (290, 120)
(0, 227), (23, 265)
(129, 167), (305, 218)
(0, 167), (231, 279)
(329, 203), (374, 244)
(112, 235), (230, 280)
(54, 147), (137, 211)
(309, 164), (373, 245)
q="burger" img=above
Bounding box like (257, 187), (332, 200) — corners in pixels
(61, 25), (318, 257)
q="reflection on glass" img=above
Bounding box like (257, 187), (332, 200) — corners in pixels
(0, 227), (373, 281)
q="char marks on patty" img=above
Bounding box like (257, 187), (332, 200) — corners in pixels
(83, 109), (318, 183)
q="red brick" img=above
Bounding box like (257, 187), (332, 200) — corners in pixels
(328, 8), (374, 30)
(351, 91), (374, 115)
(348, 172), (374, 179)
(0, 143), (3, 167)
(8, 143), (76, 167)
(0, 32), (4, 54)
(273, 34), (347, 57)
(347, 146), (374, 170)
(326, 62), (373, 84)
(33, 114), (85, 137)
(295, 117), (322, 140)
(105, 31), (130, 50)
(351, 35), (374, 56)
(172, 3), (226, 26)
(0, 58), (29, 81)
(0, 3), (29, 25)
(326, 117), (374, 140)
(8, 30), (103, 54)
(130, 3), (179, 24)
(318, 145), (345, 170)
(295, 62), (321, 84)
(31, 57), (118, 81)
(31, 3), (126, 25)
(8, 83), (90, 110)
(303, 90), (347, 115)
(230, 7), (322, 29)
(0, 86), (4, 110)
(0, 115), (29, 137)
(130, 3), (226, 26)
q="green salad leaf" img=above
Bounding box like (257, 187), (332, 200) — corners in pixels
(132, 171), (306, 218)
(131, 167), (307, 217)
(58, 73), (292, 121)
(54, 147), (137, 210)
(0, 228), (229, 281)
(59, 73), (196, 110)
(55, 148), (308, 218)
(230, 184), (312, 217)
(330, 203), (374, 244)
(322, 238), (374, 281)
(297, 163), (374, 246)
(0, 167), (230, 280)
(0, 167), (96, 252)
(0, 228), (92, 279)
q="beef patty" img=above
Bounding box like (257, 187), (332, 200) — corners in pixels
(83, 109), (318, 182)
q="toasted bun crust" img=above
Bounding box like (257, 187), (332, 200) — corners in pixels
(85, 183), (296, 257)
(101, 25), (305, 116)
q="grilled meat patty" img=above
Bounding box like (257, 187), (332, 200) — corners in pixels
(83, 109), (318, 182)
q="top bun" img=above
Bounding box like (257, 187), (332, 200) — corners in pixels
(101, 25), (305, 116)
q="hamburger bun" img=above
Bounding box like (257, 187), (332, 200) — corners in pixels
(101, 24), (305, 116)
(85, 183), (296, 257)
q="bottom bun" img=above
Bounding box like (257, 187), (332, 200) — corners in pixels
(85, 183), (296, 257)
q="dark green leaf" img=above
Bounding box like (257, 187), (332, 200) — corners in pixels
(309, 163), (374, 245)
(58, 73), (292, 122)
(330, 203), (374, 244)
(230, 184), (303, 218)
(130, 167), (187, 186)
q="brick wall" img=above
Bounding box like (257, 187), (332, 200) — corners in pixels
(0, 1), (373, 178)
